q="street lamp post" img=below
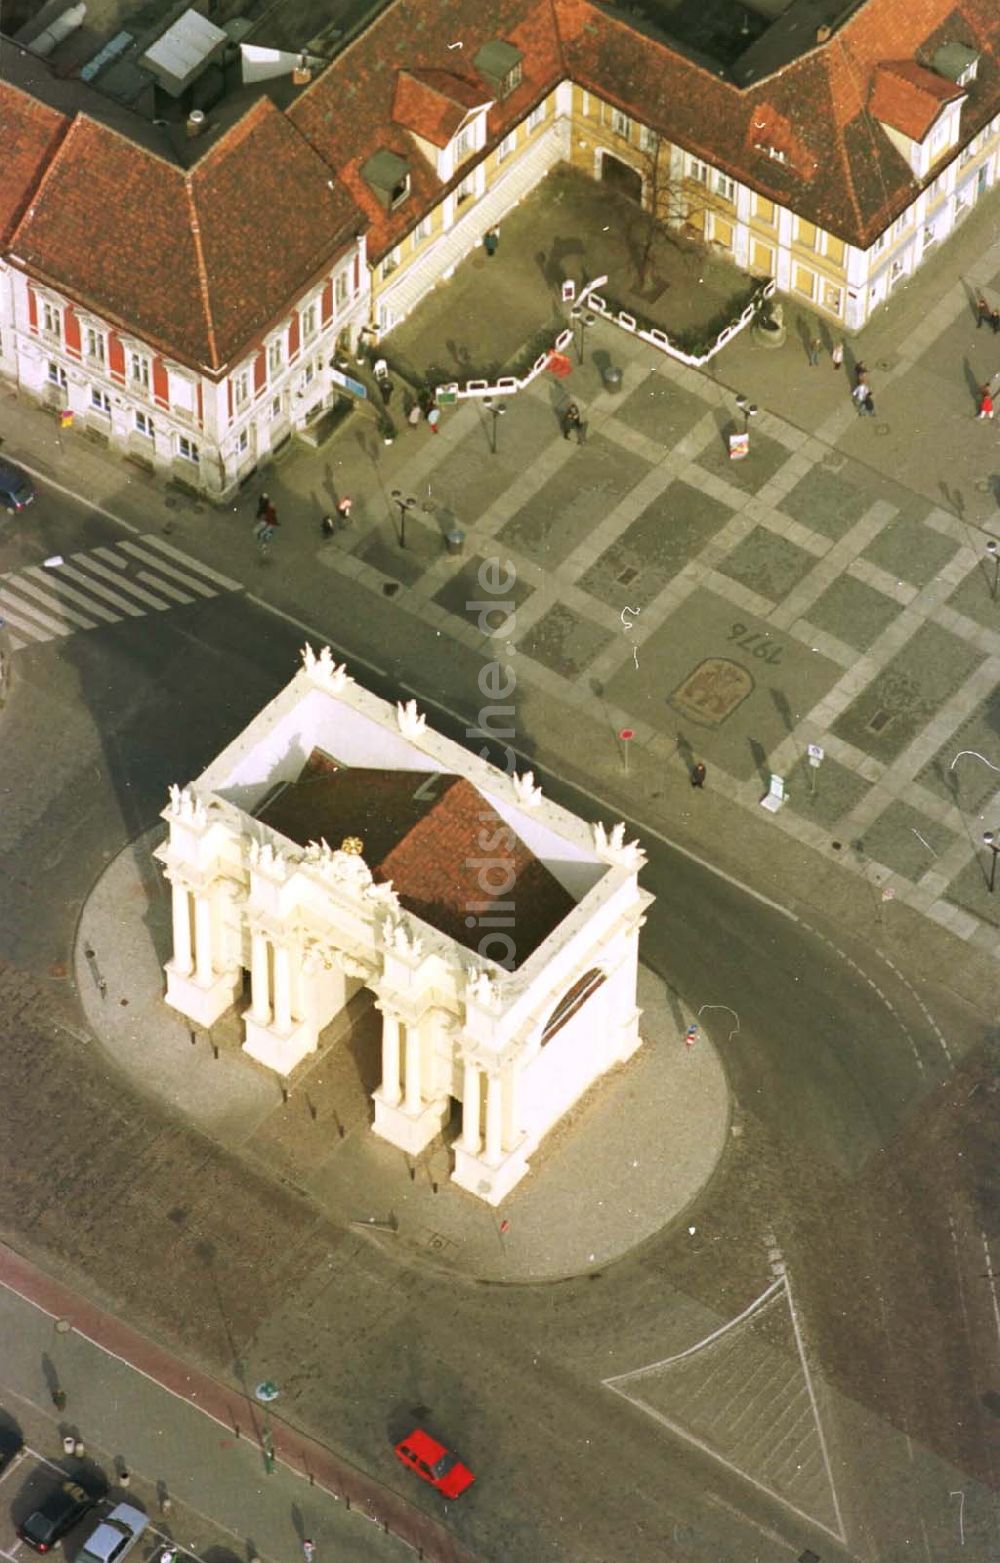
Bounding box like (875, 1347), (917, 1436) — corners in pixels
(482, 396), (506, 455)
(390, 490), (418, 550)
(254, 1380), (280, 1474)
(987, 539), (999, 601)
(570, 306), (597, 365)
(735, 394), (759, 433)
(984, 831), (999, 893)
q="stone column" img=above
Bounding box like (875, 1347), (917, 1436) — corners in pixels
(250, 930), (270, 1024)
(171, 883), (193, 976)
(273, 943), (292, 1033)
(404, 1024), (421, 1112)
(381, 1013), (401, 1106)
(461, 1060), (481, 1153)
(194, 893), (213, 985)
(485, 1072), (503, 1164)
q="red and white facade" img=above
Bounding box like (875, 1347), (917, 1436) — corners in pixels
(0, 239), (369, 498)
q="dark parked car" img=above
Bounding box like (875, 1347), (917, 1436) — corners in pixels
(0, 1428), (23, 1473)
(0, 458), (35, 514)
(17, 1479), (105, 1552)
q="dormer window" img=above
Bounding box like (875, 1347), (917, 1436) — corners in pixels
(361, 149), (411, 212)
(473, 39), (523, 100)
(932, 43), (978, 89)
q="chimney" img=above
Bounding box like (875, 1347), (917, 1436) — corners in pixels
(186, 109), (206, 138)
(292, 52), (312, 85)
(816, 24), (831, 42)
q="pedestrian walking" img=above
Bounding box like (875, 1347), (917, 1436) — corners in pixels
(254, 512), (278, 559)
(976, 295), (991, 328)
(684, 1025), (699, 1047)
(426, 403), (440, 433)
(977, 383), (994, 419)
(255, 492), (271, 522)
(378, 376), (394, 406)
(991, 307), (1000, 336)
(563, 402), (583, 441)
(830, 341), (844, 370)
(862, 388), (876, 417)
(301, 1541), (315, 1563)
(807, 335), (822, 366)
(336, 495), (353, 524)
(483, 228), (499, 257)
(851, 381), (868, 413)
(690, 760), (706, 788)
(321, 514), (336, 538)
(853, 361), (868, 387)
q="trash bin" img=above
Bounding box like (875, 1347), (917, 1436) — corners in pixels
(603, 365), (623, 392)
(446, 524), (466, 556)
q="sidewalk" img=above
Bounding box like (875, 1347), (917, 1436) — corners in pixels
(0, 1243), (463, 1563)
(3, 166), (1000, 998)
(74, 829), (731, 1285)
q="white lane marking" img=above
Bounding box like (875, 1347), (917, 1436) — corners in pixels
(784, 1272), (847, 1542)
(0, 603), (58, 642)
(120, 542), (217, 596)
(54, 563), (145, 617)
(140, 533), (241, 590)
(605, 1281), (785, 1381)
(137, 571), (193, 605)
(703, 1490), (800, 1553)
(92, 547), (130, 567)
(5, 632), (26, 651)
(5, 578), (96, 631)
(68, 564), (169, 612)
(24, 566), (119, 624)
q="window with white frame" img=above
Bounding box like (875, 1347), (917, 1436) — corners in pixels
(456, 172), (475, 206)
(380, 246), (401, 280)
(237, 428), (249, 454)
(85, 326), (105, 364)
(497, 130), (516, 162)
(412, 215), (432, 247)
(303, 359), (315, 387)
(821, 280), (843, 314)
(500, 60), (522, 97)
(271, 394), (282, 419)
(41, 300), (61, 337)
(870, 230), (888, 255)
(267, 338), (284, 377)
(891, 212), (909, 240)
(177, 435), (199, 462)
(134, 409), (154, 437)
(47, 360), (67, 387)
(129, 351), (150, 390)
(390, 174), (410, 209)
(334, 269), (349, 309)
(715, 171), (736, 201)
(233, 369), (250, 409)
(526, 101), (545, 132)
(454, 126), (473, 163)
(91, 387), (111, 414)
(639, 125), (659, 155)
(611, 108), (632, 139)
(301, 302), (318, 341)
(688, 156), (709, 186)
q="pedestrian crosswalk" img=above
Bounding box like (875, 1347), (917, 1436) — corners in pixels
(0, 534), (241, 651)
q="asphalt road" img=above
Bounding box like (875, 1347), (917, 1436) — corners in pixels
(0, 485), (996, 1563)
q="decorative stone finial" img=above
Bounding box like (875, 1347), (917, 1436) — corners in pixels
(512, 769), (542, 808)
(385, 914), (423, 960)
(166, 784), (207, 827)
(396, 698), (426, 739)
(465, 967), (502, 1009)
(592, 820), (646, 871)
(300, 643), (350, 691)
(340, 835), (364, 855)
(249, 838), (288, 879)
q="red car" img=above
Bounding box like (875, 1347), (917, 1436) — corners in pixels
(393, 1428), (475, 1498)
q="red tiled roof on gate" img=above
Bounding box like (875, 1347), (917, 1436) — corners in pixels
(0, 85), (68, 246)
(393, 69), (492, 147)
(7, 95), (360, 372)
(257, 755), (576, 966)
(868, 60), (964, 140)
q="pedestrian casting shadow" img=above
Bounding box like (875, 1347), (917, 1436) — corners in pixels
(535, 236), (585, 293)
(939, 480), (965, 518)
(748, 737), (770, 787)
(41, 1351), (66, 1410)
(675, 731), (695, 771)
(963, 278), (985, 323)
(963, 355), (984, 408)
(771, 689), (795, 732)
(794, 315), (814, 363)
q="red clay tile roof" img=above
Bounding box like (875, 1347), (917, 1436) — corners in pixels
(257, 755), (576, 967)
(869, 60), (964, 140)
(7, 96), (359, 372)
(290, 0), (564, 258)
(0, 84), (68, 247)
(555, 0), (1000, 247)
(393, 68), (492, 147)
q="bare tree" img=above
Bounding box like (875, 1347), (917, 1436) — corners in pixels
(629, 131), (714, 289)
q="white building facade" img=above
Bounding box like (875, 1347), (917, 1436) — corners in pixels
(155, 646), (653, 1204)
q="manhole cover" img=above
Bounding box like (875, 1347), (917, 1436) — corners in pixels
(617, 566), (639, 586)
(867, 708), (892, 731)
(874, 421), (890, 435)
